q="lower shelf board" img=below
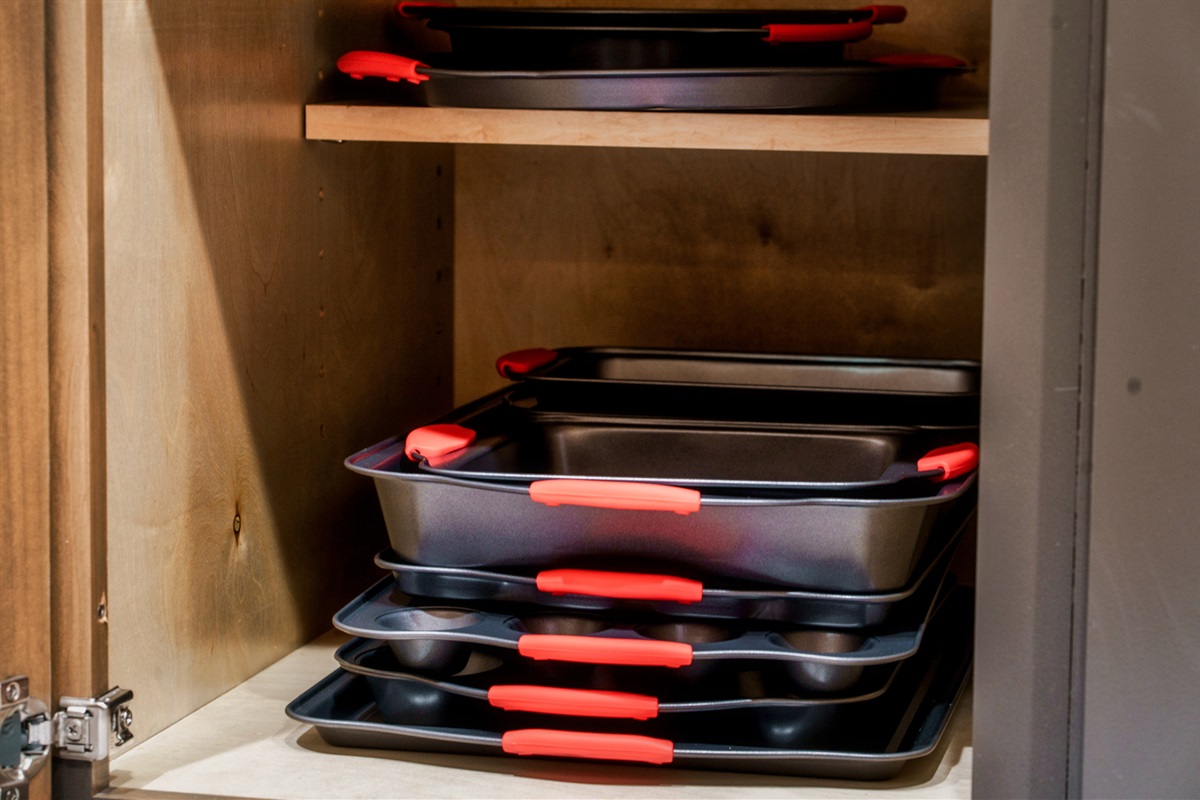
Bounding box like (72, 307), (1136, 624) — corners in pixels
(103, 630), (973, 799)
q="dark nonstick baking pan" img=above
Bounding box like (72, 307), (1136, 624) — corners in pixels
(287, 588), (972, 779)
(374, 507), (971, 627)
(336, 50), (969, 112)
(335, 636), (901, 719)
(331, 576), (943, 694)
(345, 411), (976, 590)
(398, 4), (907, 70)
(403, 405), (977, 492)
(498, 347), (980, 428)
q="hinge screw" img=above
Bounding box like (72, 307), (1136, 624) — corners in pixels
(65, 718), (84, 742)
(5, 787), (21, 800)
(3, 682), (20, 702)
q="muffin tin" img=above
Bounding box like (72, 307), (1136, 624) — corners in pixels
(332, 576), (947, 694)
(288, 589), (973, 779)
(374, 506), (971, 626)
(335, 636), (902, 717)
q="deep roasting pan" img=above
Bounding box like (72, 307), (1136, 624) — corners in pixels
(345, 387), (976, 590)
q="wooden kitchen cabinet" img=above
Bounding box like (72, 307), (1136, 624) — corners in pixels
(2, 1), (1194, 798)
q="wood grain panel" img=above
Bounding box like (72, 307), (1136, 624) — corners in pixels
(0, 3), (52, 799)
(46, 0), (111, 791)
(306, 105), (989, 155)
(103, 0), (453, 742)
(454, 146), (985, 403)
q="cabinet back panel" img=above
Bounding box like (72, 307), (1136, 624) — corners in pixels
(103, 0), (454, 743)
(454, 146), (985, 404)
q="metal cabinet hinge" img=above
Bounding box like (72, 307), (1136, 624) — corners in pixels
(1, 677), (134, 799)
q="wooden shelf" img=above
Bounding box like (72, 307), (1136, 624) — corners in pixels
(104, 630), (974, 799)
(304, 103), (989, 155)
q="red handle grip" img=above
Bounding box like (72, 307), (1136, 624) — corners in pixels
(488, 685), (659, 719)
(536, 569), (703, 604)
(496, 347), (558, 378)
(764, 4), (906, 43)
(404, 423), (475, 461)
(918, 442), (979, 481)
(336, 51), (430, 84)
(529, 480), (701, 515)
(502, 729), (674, 765)
(863, 4), (908, 24)
(518, 634), (693, 668)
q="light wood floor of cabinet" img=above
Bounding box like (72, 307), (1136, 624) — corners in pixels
(104, 631), (972, 800)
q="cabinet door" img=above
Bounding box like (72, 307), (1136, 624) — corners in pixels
(0, 4), (53, 800)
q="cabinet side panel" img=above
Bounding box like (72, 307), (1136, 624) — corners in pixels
(103, 0), (454, 742)
(1080, 1), (1200, 796)
(975, 0), (1103, 797)
(454, 147), (985, 404)
(0, 3), (52, 800)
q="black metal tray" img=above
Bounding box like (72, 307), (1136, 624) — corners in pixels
(373, 508), (971, 627)
(335, 636), (901, 718)
(346, 389), (977, 590)
(498, 346), (981, 428)
(404, 401), (977, 492)
(399, 4), (907, 70)
(336, 50), (969, 112)
(332, 574), (947, 694)
(287, 589), (973, 779)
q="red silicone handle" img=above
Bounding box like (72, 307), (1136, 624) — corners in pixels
(488, 685), (659, 719)
(396, 1), (454, 17)
(863, 4), (908, 24)
(502, 729), (674, 765)
(917, 442), (979, 481)
(518, 634), (693, 668)
(764, 4), (906, 43)
(404, 424), (475, 461)
(496, 347), (558, 378)
(536, 569), (703, 604)
(529, 480), (701, 515)
(336, 51), (430, 84)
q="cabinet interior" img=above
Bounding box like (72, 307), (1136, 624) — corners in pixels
(101, 0), (990, 746)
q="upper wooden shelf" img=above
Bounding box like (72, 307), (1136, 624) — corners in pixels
(305, 102), (988, 156)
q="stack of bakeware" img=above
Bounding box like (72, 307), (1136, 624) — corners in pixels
(331, 4), (973, 112)
(287, 346), (979, 781)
